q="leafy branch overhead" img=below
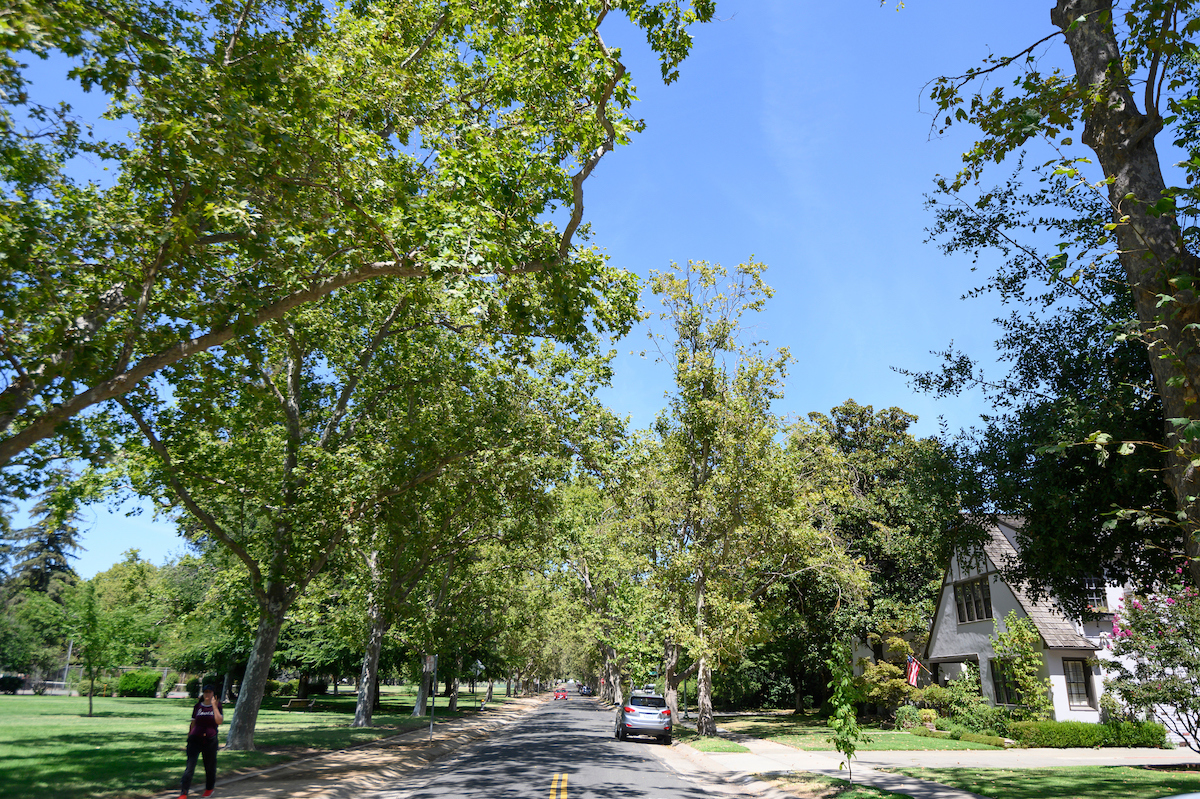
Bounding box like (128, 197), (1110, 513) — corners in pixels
(0, 0), (713, 482)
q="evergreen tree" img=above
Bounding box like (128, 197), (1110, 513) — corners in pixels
(6, 487), (82, 593)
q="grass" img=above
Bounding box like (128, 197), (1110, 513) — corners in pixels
(889, 766), (1200, 799)
(672, 725), (751, 752)
(0, 685), (507, 799)
(714, 713), (1000, 751)
(761, 772), (911, 798)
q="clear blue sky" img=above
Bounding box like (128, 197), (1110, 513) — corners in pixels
(42, 1), (1078, 577)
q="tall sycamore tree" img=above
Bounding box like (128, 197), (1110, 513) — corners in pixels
(642, 260), (863, 735)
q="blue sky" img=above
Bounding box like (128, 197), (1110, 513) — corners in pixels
(40, 0), (1083, 577)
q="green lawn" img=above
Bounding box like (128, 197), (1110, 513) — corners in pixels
(890, 766), (1200, 799)
(673, 725), (751, 752)
(715, 714), (1000, 751)
(0, 687), (504, 799)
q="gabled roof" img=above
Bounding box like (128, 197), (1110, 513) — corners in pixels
(924, 517), (1098, 658)
(983, 519), (1098, 650)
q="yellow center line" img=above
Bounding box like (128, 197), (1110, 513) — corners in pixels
(549, 772), (568, 799)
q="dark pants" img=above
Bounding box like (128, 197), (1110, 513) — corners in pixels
(180, 733), (218, 794)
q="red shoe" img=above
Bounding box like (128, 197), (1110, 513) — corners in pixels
(203, 792), (214, 798)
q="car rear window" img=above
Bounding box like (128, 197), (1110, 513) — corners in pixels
(630, 696), (666, 708)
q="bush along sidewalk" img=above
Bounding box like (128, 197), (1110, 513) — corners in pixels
(909, 724), (1006, 748)
(1006, 720), (1168, 748)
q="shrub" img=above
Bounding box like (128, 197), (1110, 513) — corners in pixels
(1106, 720), (1170, 748)
(919, 708), (937, 724)
(186, 677), (201, 698)
(162, 672), (179, 697)
(920, 684), (949, 713)
(992, 611), (1054, 721)
(264, 679), (281, 697)
(910, 725), (1005, 747)
(118, 670), (162, 698)
(0, 676), (23, 694)
(858, 661), (915, 716)
(278, 680), (298, 697)
(910, 725), (947, 739)
(894, 704), (921, 729)
(308, 678), (329, 696)
(1007, 719), (1168, 748)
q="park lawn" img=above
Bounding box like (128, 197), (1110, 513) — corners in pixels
(889, 766), (1200, 799)
(715, 714), (999, 751)
(0, 687), (496, 799)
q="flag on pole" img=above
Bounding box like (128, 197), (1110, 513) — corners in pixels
(905, 655), (920, 687)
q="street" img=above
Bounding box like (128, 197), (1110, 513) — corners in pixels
(369, 698), (711, 799)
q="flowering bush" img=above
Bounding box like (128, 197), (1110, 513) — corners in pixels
(1106, 570), (1200, 752)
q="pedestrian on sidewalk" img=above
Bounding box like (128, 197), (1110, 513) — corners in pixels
(178, 683), (223, 798)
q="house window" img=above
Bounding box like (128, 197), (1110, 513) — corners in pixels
(1083, 579), (1108, 612)
(1063, 659), (1093, 708)
(954, 577), (993, 623)
(990, 659), (1018, 705)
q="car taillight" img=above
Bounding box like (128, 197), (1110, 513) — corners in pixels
(662, 708), (671, 716)
(623, 706), (635, 713)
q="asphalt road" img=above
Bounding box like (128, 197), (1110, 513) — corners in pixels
(367, 697), (714, 799)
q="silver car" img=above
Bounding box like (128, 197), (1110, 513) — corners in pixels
(614, 687), (672, 743)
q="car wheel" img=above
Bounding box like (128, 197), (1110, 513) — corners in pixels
(617, 727), (627, 741)
(659, 734), (672, 745)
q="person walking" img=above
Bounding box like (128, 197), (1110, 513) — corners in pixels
(178, 683), (223, 798)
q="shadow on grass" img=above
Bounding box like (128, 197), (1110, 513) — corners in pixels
(894, 766), (1200, 799)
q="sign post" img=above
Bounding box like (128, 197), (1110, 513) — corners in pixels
(428, 655), (439, 742)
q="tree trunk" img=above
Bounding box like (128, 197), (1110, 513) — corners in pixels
(221, 652), (237, 705)
(226, 609), (286, 750)
(410, 654), (434, 717)
(297, 673), (310, 700)
(602, 646), (623, 705)
(505, 675), (512, 697)
(485, 679), (494, 704)
(448, 658), (460, 712)
(87, 672), (94, 717)
(696, 657), (717, 736)
(353, 596), (388, 727)
(1053, 0), (1200, 589)
(663, 640), (681, 718)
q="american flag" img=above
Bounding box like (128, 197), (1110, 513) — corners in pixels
(905, 655), (920, 687)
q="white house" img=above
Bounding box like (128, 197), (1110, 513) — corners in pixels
(923, 516), (1125, 722)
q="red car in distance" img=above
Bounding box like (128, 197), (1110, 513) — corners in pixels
(553, 686), (569, 700)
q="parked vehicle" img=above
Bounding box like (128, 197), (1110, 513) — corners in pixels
(578, 685), (593, 696)
(614, 687), (671, 743)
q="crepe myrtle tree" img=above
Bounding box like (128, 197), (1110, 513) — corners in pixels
(1107, 568), (1200, 752)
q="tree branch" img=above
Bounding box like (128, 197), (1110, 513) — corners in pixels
(116, 397), (267, 604)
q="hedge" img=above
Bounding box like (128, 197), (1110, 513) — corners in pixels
(0, 676), (23, 694)
(118, 670), (161, 698)
(1007, 720), (1168, 749)
(910, 724), (1006, 748)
